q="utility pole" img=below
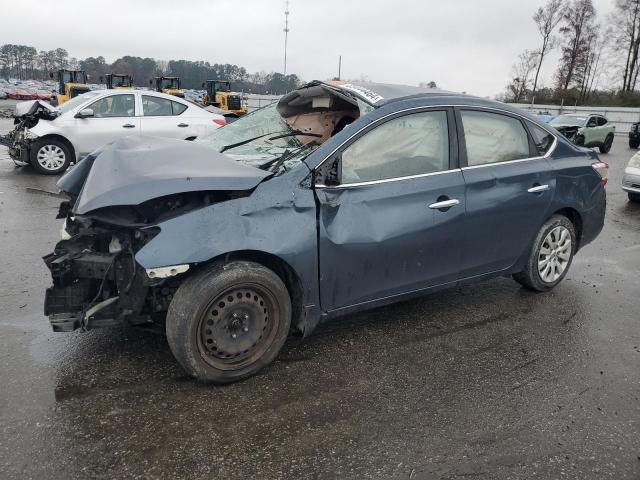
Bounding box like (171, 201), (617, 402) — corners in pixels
(338, 55), (341, 80)
(283, 0), (290, 75)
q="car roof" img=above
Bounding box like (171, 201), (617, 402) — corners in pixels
(88, 89), (188, 102)
(317, 80), (539, 118)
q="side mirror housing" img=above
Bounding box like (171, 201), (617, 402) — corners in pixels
(75, 108), (94, 119)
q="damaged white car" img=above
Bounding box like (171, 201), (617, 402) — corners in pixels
(0, 90), (226, 174)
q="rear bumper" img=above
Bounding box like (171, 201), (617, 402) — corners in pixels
(579, 187), (606, 249)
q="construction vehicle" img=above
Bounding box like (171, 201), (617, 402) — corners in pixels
(103, 74), (133, 89)
(202, 80), (248, 117)
(151, 76), (184, 98)
(49, 69), (90, 106)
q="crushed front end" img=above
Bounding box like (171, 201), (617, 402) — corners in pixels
(554, 125), (580, 143)
(0, 100), (57, 165)
(43, 205), (178, 332)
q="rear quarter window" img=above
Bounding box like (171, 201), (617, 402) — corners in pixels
(527, 122), (555, 156)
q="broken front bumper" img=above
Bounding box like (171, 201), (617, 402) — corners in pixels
(0, 131), (31, 164)
(43, 247), (150, 332)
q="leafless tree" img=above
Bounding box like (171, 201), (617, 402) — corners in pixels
(556, 0), (597, 91)
(506, 50), (540, 102)
(531, 0), (564, 103)
(609, 0), (640, 91)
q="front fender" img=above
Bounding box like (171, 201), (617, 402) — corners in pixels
(134, 172), (320, 309)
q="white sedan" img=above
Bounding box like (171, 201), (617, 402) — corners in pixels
(5, 89), (226, 174)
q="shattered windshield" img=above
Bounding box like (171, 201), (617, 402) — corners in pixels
(196, 102), (313, 175)
(550, 115), (587, 127)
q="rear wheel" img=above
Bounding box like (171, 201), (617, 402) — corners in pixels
(629, 192), (640, 203)
(30, 138), (71, 175)
(166, 261), (291, 384)
(599, 134), (614, 153)
(513, 215), (576, 292)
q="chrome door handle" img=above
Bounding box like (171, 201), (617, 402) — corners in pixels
(122, 124), (135, 129)
(428, 199), (460, 209)
(177, 123), (189, 128)
(528, 184), (549, 193)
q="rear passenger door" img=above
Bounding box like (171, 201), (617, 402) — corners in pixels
(456, 108), (556, 278)
(139, 95), (194, 139)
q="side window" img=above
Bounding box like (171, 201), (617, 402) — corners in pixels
(460, 110), (530, 166)
(172, 101), (187, 115)
(87, 94), (135, 118)
(527, 122), (555, 156)
(597, 116), (608, 126)
(586, 116), (598, 127)
(142, 95), (173, 116)
(340, 110), (449, 184)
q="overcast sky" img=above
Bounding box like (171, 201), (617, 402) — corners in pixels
(2, 0), (615, 97)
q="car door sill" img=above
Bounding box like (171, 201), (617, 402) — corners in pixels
(321, 267), (511, 320)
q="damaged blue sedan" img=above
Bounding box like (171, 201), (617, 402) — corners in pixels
(44, 81), (607, 383)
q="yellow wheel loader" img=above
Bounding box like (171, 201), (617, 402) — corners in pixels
(103, 74), (133, 89)
(50, 69), (90, 106)
(202, 80), (248, 117)
(151, 77), (185, 98)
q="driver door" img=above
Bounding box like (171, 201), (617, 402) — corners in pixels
(314, 108), (466, 312)
(72, 93), (140, 156)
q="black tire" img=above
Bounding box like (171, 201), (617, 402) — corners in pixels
(629, 192), (640, 203)
(513, 214), (576, 292)
(574, 135), (585, 146)
(166, 261), (291, 384)
(29, 138), (72, 175)
(629, 139), (639, 149)
(599, 134), (614, 154)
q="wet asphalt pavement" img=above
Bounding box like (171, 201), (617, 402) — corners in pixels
(0, 116), (639, 480)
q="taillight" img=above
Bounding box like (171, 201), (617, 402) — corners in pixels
(592, 161), (609, 185)
(213, 118), (226, 126)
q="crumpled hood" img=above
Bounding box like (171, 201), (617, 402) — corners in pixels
(14, 99), (58, 118)
(58, 135), (270, 215)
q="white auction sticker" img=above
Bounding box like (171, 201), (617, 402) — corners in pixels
(340, 84), (384, 104)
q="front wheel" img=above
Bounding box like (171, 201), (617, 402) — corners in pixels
(30, 138), (72, 175)
(574, 135), (585, 146)
(629, 192), (640, 203)
(166, 261), (291, 384)
(599, 134), (614, 154)
(629, 139), (639, 149)
(513, 215), (576, 292)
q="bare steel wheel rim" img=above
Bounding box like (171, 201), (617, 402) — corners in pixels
(538, 226), (572, 283)
(197, 283), (279, 371)
(36, 144), (65, 171)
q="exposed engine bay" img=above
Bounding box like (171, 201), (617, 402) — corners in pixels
(554, 126), (580, 142)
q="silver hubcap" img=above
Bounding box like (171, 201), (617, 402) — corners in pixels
(538, 226), (572, 283)
(36, 145), (65, 171)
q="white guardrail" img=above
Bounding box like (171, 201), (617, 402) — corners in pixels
(509, 103), (640, 135)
